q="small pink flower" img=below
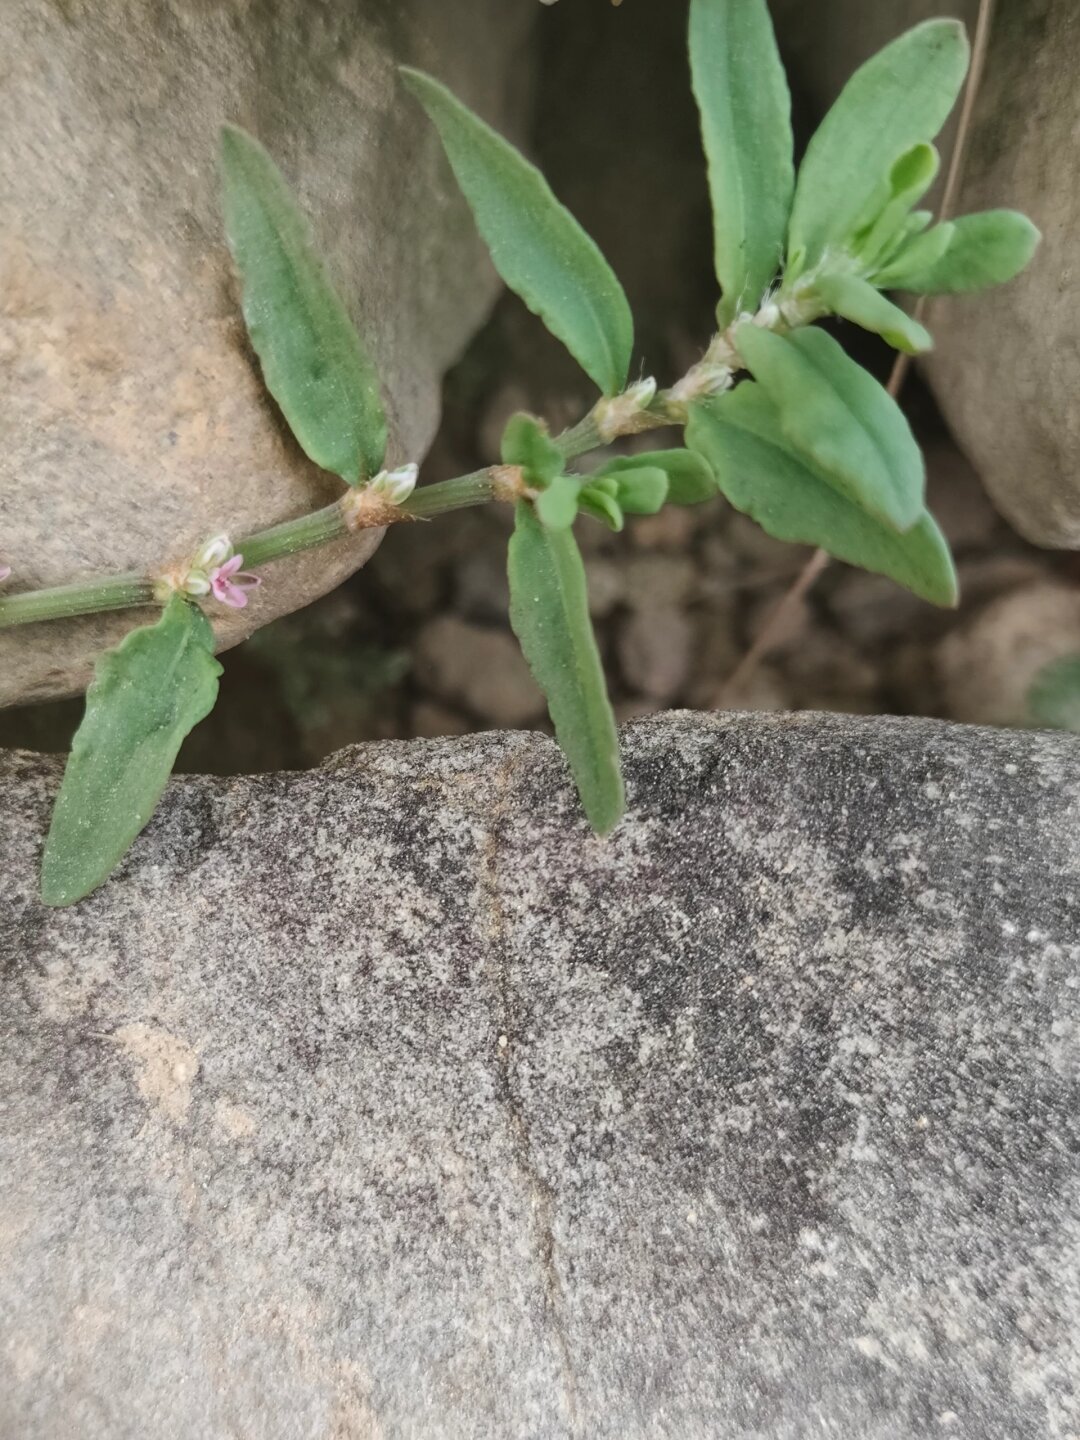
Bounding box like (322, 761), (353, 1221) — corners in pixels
(209, 553), (261, 609)
(0, 565), (10, 585)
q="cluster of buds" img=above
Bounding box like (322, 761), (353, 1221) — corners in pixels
(156, 534), (261, 610)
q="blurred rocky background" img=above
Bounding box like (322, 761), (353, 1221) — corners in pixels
(3, 0), (1079, 770)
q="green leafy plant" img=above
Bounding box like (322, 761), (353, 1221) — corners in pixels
(0, 0), (1039, 905)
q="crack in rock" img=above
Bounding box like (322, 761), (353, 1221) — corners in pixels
(478, 754), (582, 1437)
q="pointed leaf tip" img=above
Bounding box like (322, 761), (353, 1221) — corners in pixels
(689, 0), (794, 324)
(219, 123), (386, 484)
(787, 19), (970, 272)
(508, 505), (624, 832)
(41, 597), (222, 906)
(402, 67), (633, 396)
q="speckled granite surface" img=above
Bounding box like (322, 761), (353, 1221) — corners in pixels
(2, 713), (1079, 1438)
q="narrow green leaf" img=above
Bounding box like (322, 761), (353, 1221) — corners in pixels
(1029, 657), (1080, 734)
(853, 143), (941, 268)
(219, 125), (387, 484)
(687, 386), (957, 606)
(535, 474), (582, 530)
(689, 0), (794, 325)
(878, 210), (1041, 294)
(501, 413), (563, 486)
(508, 504), (624, 832)
(735, 325), (925, 531)
(609, 466), (669, 516)
(888, 143), (941, 205)
(401, 68), (633, 396)
(872, 219), (956, 289)
(814, 273), (933, 355)
(41, 597), (223, 907)
(578, 487), (625, 532)
(787, 20), (969, 272)
(594, 449), (718, 507)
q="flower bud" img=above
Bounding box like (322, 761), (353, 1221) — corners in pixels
(370, 463), (419, 506)
(595, 377), (658, 442)
(182, 571), (212, 597)
(194, 533), (234, 570)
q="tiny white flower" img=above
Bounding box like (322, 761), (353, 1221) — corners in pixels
(370, 463), (419, 505)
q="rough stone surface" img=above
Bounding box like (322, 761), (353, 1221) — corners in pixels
(3, 712), (1080, 1438)
(773, 0), (1079, 547)
(0, 0), (534, 704)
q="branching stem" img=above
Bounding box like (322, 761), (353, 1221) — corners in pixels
(0, 404), (668, 630)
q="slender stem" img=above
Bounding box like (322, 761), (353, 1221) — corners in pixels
(0, 471), (507, 629)
(401, 469), (496, 519)
(238, 501), (349, 568)
(0, 574), (155, 630)
(554, 413), (604, 458)
(720, 548), (831, 702)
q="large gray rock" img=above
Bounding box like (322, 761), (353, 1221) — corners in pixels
(773, 0), (1079, 548)
(2, 712), (1079, 1438)
(0, 0), (533, 705)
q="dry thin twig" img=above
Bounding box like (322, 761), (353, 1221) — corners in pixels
(720, 0), (996, 705)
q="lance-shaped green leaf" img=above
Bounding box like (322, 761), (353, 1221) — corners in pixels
(877, 210), (1041, 294)
(872, 219), (956, 289)
(1029, 657), (1080, 734)
(219, 125), (387, 484)
(735, 324), (925, 531)
(402, 68), (633, 397)
(814, 273), (933, 355)
(687, 386), (957, 606)
(594, 449), (718, 507)
(508, 503), (624, 832)
(852, 143), (941, 270)
(787, 20), (969, 273)
(41, 597), (223, 907)
(689, 0), (794, 325)
(578, 483), (625, 532)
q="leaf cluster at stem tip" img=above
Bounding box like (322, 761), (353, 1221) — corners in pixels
(33, 0), (1039, 904)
